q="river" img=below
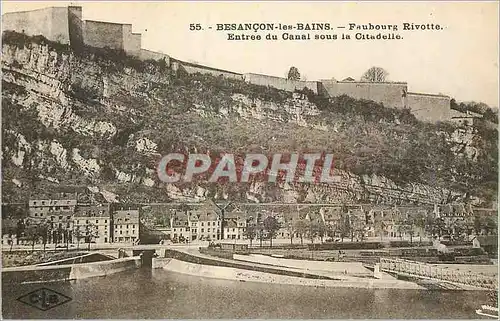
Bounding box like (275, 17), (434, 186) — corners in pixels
(2, 268), (491, 319)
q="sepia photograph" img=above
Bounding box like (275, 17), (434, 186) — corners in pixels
(0, 1), (498, 319)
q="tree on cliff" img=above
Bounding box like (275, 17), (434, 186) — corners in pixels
(287, 66), (301, 81)
(361, 66), (389, 82)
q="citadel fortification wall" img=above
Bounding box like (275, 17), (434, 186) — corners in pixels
(320, 80), (408, 109)
(67, 6), (84, 48)
(2, 7), (143, 57)
(83, 20), (124, 51)
(406, 92), (451, 123)
(2, 7), (70, 44)
(178, 61), (244, 80)
(122, 24), (141, 57)
(139, 49), (171, 64)
(243, 73), (319, 94)
(2, 5), (454, 124)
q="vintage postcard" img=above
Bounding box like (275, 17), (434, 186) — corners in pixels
(1, 1), (498, 319)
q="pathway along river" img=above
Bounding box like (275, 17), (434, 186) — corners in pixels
(2, 268), (492, 319)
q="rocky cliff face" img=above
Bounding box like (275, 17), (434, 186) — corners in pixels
(2, 38), (496, 205)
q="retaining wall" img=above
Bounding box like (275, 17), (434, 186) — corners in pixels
(69, 256), (141, 279)
(164, 249), (333, 280)
(163, 258), (423, 289)
(152, 257), (172, 269)
(2, 256), (141, 284)
(35, 252), (114, 266)
(233, 254), (372, 276)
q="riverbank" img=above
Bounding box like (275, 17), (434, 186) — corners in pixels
(160, 257), (425, 289)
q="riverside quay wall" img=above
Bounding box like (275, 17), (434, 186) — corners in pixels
(2, 256), (141, 284)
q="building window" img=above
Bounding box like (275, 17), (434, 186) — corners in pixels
(105, 220), (107, 223)
(201, 228), (204, 233)
(96, 220), (99, 224)
(201, 222), (204, 226)
(132, 225), (135, 228)
(120, 231), (122, 235)
(132, 230), (135, 234)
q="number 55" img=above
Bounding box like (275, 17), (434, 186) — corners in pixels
(190, 24), (202, 31)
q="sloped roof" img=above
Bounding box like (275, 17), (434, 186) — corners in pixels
(225, 219), (238, 228)
(197, 211), (219, 221)
(225, 209), (246, 220)
(199, 199), (220, 213)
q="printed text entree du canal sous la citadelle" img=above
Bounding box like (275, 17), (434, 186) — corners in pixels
(191, 22), (444, 41)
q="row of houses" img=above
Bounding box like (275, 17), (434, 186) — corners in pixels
(152, 200), (497, 242)
(3, 193), (496, 244)
(3, 192), (140, 245)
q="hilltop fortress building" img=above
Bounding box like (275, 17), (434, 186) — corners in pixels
(2, 6), (169, 62)
(3, 6), (452, 123)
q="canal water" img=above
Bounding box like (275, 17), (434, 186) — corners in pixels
(2, 268), (491, 319)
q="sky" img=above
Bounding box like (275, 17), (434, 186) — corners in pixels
(2, 1), (499, 107)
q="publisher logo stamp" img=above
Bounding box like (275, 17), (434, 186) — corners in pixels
(17, 288), (72, 311)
